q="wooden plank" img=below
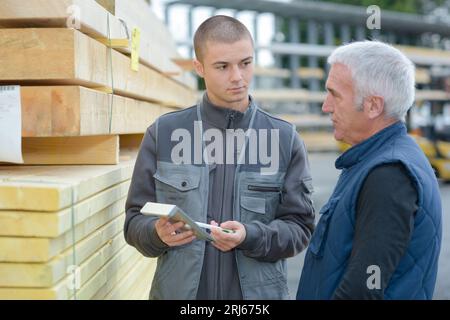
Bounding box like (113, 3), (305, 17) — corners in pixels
(298, 68), (324, 79)
(119, 134), (144, 151)
(0, 244), (139, 300)
(114, 0), (197, 89)
(0, 28), (197, 107)
(0, 0), (185, 79)
(0, 215), (125, 288)
(0, 231), (126, 287)
(76, 249), (142, 300)
(20, 86), (175, 137)
(20, 135), (119, 165)
(253, 89), (450, 103)
(91, 251), (142, 299)
(0, 181), (129, 237)
(0, 204), (125, 262)
(253, 89), (326, 103)
(0, 153), (136, 211)
(117, 259), (156, 300)
(104, 257), (155, 300)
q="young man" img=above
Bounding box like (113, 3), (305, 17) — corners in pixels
(124, 15), (315, 300)
(297, 41), (442, 300)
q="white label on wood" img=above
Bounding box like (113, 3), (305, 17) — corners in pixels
(0, 85), (23, 163)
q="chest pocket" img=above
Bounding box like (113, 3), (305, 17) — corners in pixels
(153, 162), (203, 221)
(308, 196), (340, 258)
(239, 171), (285, 224)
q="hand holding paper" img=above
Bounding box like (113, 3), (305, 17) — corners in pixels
(210, 220), (246, 252)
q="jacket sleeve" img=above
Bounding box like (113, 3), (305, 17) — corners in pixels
(238, 130), (316, 262)
(123, 122), (169, 258)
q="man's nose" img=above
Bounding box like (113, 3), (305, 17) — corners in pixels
(230, 65), (243, 82)
(322, 95), (333, 113)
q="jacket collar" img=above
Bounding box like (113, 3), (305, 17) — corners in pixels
(335, 121), (407, 169)
(200, 93), (255, 129)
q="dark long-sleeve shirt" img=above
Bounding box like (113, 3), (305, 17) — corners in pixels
(333, 163), (417, 299)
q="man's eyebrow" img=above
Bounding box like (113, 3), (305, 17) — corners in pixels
(326, 86), (339, 97)
(241, 56), (253, 62)
(212, 61), (228, 66)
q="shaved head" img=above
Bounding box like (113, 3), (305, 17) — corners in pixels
(194, 15), (253, 62)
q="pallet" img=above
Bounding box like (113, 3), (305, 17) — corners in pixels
(0, 28), (197, 108)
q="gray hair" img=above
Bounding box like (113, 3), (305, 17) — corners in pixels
(328, 41), (415, 120)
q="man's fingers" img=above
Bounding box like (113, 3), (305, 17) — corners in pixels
(164, 230), (195, 246)
(212, 241), (230, 252)
(170, 235), (196, 247)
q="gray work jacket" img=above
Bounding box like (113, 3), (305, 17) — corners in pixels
(124, 94), (315, 299)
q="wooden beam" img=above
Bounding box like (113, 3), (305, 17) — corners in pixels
(0, 217), (125, 288)
(114, 0), (197, 89)
(119, 134), (145, 151)
(20, 135), (119, 165)
(253, 89), (450, 103)
(0, 243), (140, 299)
(0, 0), (186, 82)
(0, 231), (125, 287)
(172, 58), (195, 72)
(0, 208), (125, 263)
(252, 89), (326, 103)
(415, 68), (431, 84)
(0, 182), (129, 237)
(90, 252), (142, 299)
(298, 68), (325, 79)
(20, 86), (176, 137)
(0, 154), (135, 211)
(0, 28), (196, 107)
(105, 255), (156, 300)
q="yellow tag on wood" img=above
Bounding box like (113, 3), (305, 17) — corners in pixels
(131, 27), (141, 72)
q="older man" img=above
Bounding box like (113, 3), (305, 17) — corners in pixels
(297, 41), (442, 300)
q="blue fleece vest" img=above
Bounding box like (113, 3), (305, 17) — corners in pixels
(297, 122), (442, 299)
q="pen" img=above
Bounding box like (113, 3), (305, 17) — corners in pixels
(195, 222), (236, 234)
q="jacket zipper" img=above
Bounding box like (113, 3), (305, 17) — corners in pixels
(248, 185), (284, 203)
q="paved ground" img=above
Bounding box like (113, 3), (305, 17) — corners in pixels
(286, 152), (450, 300)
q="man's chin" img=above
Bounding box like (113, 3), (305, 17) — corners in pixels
(226, 93), (248, 104)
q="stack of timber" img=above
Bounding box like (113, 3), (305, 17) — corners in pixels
(0, 153), (156, 300)
(0, 0), (198, 165)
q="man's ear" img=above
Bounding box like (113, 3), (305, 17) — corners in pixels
(364, 96), (385, 119)
(193, 59), (204, 78)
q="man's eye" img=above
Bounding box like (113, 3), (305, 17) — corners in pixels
(217, 65), (226, 70)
